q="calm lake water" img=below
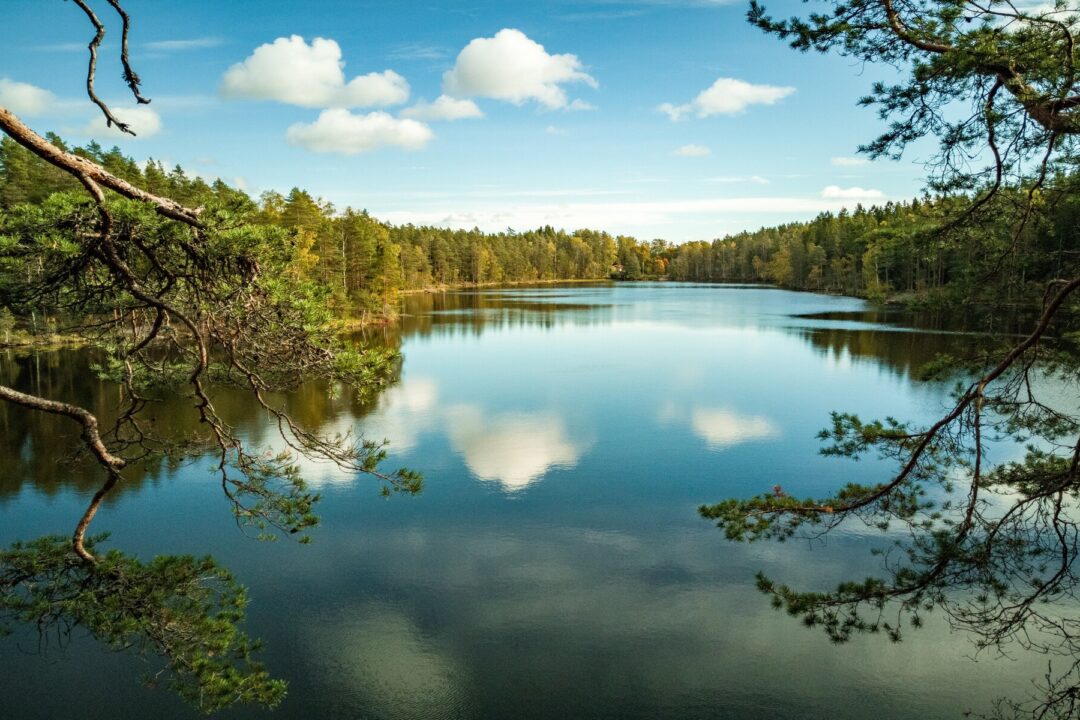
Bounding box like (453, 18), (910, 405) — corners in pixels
(0, 283), (1054, 719)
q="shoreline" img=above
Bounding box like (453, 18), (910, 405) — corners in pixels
(398, 277), (614, 295)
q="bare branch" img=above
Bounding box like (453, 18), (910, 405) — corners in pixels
(0, 107), (201, 226)
(104, 0), (151, 105)
(68, 0), (136, 135)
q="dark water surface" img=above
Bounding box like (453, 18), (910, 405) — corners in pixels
(0, 283), (1053, 719)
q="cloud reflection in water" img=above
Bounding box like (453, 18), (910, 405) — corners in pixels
(445, 406), (584, 491)
(362, 377), (441, 452)
(658, 401), (780, 451)
(358, 376), (586, 492)
(307, 604), (467, 719)
(690, 408), (780, 450)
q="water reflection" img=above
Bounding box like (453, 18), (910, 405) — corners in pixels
(395, 286), (616, 342)
(361, 375), (585, 492)
(270, 520), (1049, 720)
(690, 408), (780, 450)
(801, 326), (970, 380)
(361, 377), (441, 453)
(0, 348), (161, 499)
(444, 406), (584, 491)
(794, 306), (1038, 335)
(389, 284), (985, 384)
(0, 348), (391, 500)
(306, 604), (468, 719)
(0, 286), (976, 500)
(657, 401), (781, 451)
(0, 283), (1055, 720)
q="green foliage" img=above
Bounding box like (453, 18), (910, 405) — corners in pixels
(816, 412), (916, 460)
(11, 134), (1076, 315)
(0, 145), (638, 320)
(0, 305), (14, 343)
(663, 186), (1080, 305)
(700, 492), (827, 542)
(0, 132), (427, 712)
(699, 2), (1080, 716)
(0, 536), (285, 713)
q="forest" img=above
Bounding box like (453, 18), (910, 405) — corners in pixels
(3, 0), (1080, 716)
(0, 135), (626, 326)
(664, 183), (1080, 304)
(5, 134), (1078, 336)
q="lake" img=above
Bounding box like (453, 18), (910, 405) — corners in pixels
(0, 283), (1054, 719)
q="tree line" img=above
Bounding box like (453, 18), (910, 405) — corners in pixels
(664, 183), (1080, 305)
(0, 135), (626, 324)
(4, 134), (1077, 330)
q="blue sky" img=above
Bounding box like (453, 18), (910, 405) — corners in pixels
(0, 0), (929, 241)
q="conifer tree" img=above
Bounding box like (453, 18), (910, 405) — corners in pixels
(701, 3), (1080, 717)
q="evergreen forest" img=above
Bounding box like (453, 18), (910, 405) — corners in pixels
(6, 134), (1077, 336)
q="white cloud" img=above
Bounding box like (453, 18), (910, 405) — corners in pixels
(821, 185), (884, 200)
(341, 70), (410, 107)
(84, 106), (163, 138)
(360, 377), (440, 453)
(998, 1), (1072, 31)
(145, 37), (224, 52)
(401, 95), (483, 121)
(691, 408), (779, 450)
(659, 77), (794, 120)
(673, 144), (711, 157)
(357, 382), (585, 493)
(376, 195), (887, 238)
(568, 99), (596, 111)
(388, 43), (449, 61)
(221, 36), (409, 108)
(281, 377), (441, 489)
(831, 156), (869, 167)
(658, 401), (780, 450)
(286, 109), (433, 154)
(0, 78), (54, 116)
(706, 175), (770, 185)
(443, 28), (597, 109)
(445, 405), (583, 491)
(545, 125), (568, 135)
